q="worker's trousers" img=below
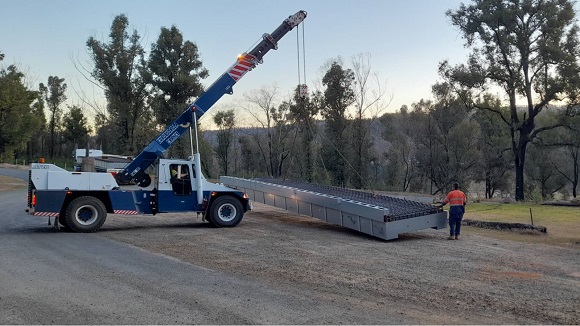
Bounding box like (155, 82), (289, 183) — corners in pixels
(449, 214), (463, 236)
(448, 205), (465, 236)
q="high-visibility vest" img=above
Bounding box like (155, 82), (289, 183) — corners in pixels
(444, 190), (467, 206)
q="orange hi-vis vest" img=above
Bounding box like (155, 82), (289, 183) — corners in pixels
(444, 190), (467, 207)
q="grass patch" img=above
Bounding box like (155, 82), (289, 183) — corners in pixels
(464, 202), (580, 248)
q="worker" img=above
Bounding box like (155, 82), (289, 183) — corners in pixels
(442, 182), (467, 240)
(170, 165), (189, 180)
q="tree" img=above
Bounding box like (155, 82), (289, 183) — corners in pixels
(349, 53), (389, 189)
(0, 66), (43, 161)
(555, 123), (580, 198)
(472, 95), (513, 198)
(197, 125), (218, 179)
(442, 0), (580, 200)
(535, 111), (580, 198)
(526, 143), (566, 200)
(288, 87), (321, 182)
(213, 109), (236, 175)
(62, 106), (91, 151)
(380, 105), (422, 192)
(244, 85), (294, 178)
(148, 25), (208, 158)
(412, 84), (482, 196)
(238, 133), (264, 177)
(26, 97), (47, 162)
(39, 76), (67, 158)
(320, 62), (355, 186)
(87, 14), (150, 154)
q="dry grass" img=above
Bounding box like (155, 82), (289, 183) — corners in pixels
(0, 163), (28, 170)
(464, 202), (580, 248)
(0, 175), (26, 192)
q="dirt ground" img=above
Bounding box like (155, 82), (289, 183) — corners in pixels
(2, 170), (578, 323)
(97, 203), (580, 325)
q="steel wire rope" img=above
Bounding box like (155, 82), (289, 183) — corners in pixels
(296, 26), (302, 87)
(295, 23), (372, 192)
(293, 22), (371, 194)
(297, 21), (326, 183)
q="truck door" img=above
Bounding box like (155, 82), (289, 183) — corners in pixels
(158, 163), (197, 212)
(169, 164), (192, 195)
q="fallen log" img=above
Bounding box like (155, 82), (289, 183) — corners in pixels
(463, 219), (547, 233)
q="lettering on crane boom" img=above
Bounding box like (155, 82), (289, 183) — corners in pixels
(166, 131), (180, 145)
(156, 122), (180, 145)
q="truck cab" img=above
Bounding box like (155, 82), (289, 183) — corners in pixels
(153, 158), (251, 218)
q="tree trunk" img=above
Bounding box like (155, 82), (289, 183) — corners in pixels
(573, 149), (578, 198)
(514, 144), (527, 201)
(485, 172), (492, 199)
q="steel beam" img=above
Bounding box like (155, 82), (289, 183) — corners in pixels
(220, 177), (447, 240)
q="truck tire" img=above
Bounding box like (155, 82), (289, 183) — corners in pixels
(65, 196), (107, 233)
(208, 195), (244, 227)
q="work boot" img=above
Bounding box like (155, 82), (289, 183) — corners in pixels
(455, 235), (460, 240)
(448, 236), (455, 240)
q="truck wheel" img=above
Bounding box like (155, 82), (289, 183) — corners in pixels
(65, 196), (107, 233)
(208, 196), (244, 227)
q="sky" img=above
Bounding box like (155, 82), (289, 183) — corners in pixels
(0, 0), (470, 126)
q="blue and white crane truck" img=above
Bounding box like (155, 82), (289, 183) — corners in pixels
(26, 10), (308, 232)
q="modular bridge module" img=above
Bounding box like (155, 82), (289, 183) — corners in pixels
(220, 177), (448, 240)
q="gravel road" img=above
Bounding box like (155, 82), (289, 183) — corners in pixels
(1, 168), (579, 324)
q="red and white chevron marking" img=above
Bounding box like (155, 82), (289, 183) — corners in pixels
(228, 54), (256, 81)
(113, 210), (138, 215)
(34, 212), (59, 217)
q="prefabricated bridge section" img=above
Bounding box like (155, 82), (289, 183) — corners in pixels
(219, 177), (448, 240)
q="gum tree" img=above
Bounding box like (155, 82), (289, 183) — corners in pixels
(441, 0), (580, 200)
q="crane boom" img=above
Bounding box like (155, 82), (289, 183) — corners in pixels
(117, 10), (307, 186)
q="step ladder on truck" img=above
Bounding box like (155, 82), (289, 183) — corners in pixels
(25, 11), (308, 232)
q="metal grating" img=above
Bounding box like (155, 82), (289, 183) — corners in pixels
(255, 179), (440, 222)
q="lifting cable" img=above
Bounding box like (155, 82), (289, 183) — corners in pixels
(294, 21), (370, 190)
(296, 21), (307, 97)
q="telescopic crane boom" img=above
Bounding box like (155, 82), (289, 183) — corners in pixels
(117, 10), (307, 187)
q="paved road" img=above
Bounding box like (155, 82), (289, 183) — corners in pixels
(0, 167), (28, 181)
(1, 169), (401, 324)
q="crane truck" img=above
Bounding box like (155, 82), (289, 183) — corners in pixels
(26, 10), (308, 232)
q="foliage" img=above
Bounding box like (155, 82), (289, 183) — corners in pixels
(287, 87), (320, 182)
(213, 109), (236, 175)
(244, 86), (295, 178)
(534, 111), (580, 198)
(471, 95), (513, 198)
(442, 0), (580, 200)
(0, 66), (43, 161)
(380, 105), (423, 192)
(320, 61), (355, 186)
(525, 143), (566, 200)
(148, 25), (208, 158)
(197, 125), (217, 179)
(26, 96), (47, 161)
(86, 14), (150, 155)
(237, 133), (264, 177)
(349, 53), (387, 189)
(62, 105), (91, 149)
(39, 76), (66, 158)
